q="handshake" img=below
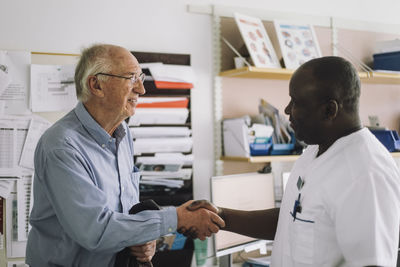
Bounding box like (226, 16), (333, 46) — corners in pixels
(176, 200), (225, 240)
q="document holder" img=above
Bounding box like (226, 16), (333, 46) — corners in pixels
(250, 138), (272, 156)
(270, 133), (296, 155)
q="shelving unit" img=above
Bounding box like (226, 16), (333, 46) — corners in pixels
(130, 51), (193, 207)
(223, 152), (400, 163)
(220, 66), (400, 84)
(189, 4), (400, 176)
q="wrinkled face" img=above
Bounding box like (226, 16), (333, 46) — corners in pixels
(284, 71), (326, 145)
(100, 48), (145, 122)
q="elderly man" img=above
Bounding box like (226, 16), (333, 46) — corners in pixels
(26, 44), (224, 267)
(188, 57), (400, 267)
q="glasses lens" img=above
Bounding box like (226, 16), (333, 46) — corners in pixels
(139, 73), (145, 83)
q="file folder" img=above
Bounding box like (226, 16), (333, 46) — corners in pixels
(128, 108), (189, 126)
(133, 137), (193, 155)
(146, 63), (195, 89)
(223, 118), (250, 157)
(137, 97), (189, 108)
(130, 127), (191, 138)
(154, 81), (193, 89)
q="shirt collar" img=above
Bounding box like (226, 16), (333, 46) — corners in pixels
(74, 102), (126, 147)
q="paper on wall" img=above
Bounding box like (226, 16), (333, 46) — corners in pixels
(19, 117), (51, 169)
(30, 64), (77, 112)
(0, 50), (31, 115)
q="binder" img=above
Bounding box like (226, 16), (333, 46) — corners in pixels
(154, 81), (193, 89)
(137, 97), (189, 108)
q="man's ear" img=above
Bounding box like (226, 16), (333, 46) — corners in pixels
(324, 99), (339, 120)
(87, 75), (104, 97)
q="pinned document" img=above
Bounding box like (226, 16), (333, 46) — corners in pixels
(30, 64), (77, 112)
(0, 50), (31, 115)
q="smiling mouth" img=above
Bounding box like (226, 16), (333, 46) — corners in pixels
(127, 98), (137, 103)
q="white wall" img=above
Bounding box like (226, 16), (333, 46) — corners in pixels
(2, 0), (400, 219)
(1, 0), (400, 264)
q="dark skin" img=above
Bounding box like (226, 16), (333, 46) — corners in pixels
(184, 200), (279, 240)
(188, 57), (381, 266)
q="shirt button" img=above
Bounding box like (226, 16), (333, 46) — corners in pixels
(101, 144), (105, 148)
(122, 186), (125, 192)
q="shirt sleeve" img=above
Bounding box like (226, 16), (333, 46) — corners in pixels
(36, 147), (177, 253)
(334, 170), (400, 266)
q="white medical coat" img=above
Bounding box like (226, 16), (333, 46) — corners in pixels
(272, 128), (400, 267)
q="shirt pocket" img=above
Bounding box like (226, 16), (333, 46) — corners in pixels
(291, 217), (315, 264)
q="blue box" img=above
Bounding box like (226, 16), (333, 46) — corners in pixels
(370, 129), (400, 152)
(373, 51), (400, 71)
(250, 138), (272, 156)
(270, 133), (296, 155)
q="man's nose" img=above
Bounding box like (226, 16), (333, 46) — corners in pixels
(134, 81), (146, 95)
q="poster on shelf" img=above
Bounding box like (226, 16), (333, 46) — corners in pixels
(273, 20), (322, 69)
(234, 13), (280, 69)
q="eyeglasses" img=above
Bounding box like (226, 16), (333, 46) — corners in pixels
(95, 72), (145, 85)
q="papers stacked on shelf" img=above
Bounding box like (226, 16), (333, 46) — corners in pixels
(137, 97), (189, 109)
(131, 127), (191, 138)
(133, 137), (192, 155)
(129, 108), (189, 126)
(137, 153), (193, 189)
(140, 62), (195, 89)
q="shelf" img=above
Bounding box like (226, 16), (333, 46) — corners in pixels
(219, 67), (400, 84)
(221, 155), (300, 163)
(222, 152), (400, 163)
(358, 72), (400, 84)
(219, 67), (293, 80)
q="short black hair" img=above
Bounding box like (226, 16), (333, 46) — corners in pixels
(299, 56), (361, 113)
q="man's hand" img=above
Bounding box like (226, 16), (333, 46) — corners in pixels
(186, 200), (223, 218)
(176, 200), (225, 241)
(128, 240), (156, 263)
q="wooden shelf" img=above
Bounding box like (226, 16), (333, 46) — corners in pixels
(219, 67), (293, 80)
(219, 67), (400, 84)
(222, 152), (400, 163)
(359, 72), (400, 84)
(221, 155), (300, 163)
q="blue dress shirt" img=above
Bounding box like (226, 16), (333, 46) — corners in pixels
(26, 102), (177, 267)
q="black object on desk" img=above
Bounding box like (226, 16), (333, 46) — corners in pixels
(114, 199), (161, 267)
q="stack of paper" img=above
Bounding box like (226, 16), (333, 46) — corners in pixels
(130, 127), (191, 138)
(141, 62), (195, 89)
(134, 137), (192, 155)
(139, 179), (184, 188)
(129, 108), (189, 126)
(136, 153), (193, 189)
(137, 97), (188, 109)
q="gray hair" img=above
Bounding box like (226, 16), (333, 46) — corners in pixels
(74, 44), (113, 102)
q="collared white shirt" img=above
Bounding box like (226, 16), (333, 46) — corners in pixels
(272, 128), (400, 267)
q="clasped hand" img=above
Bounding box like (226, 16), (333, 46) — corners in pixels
(176, 200), (224, 240)
(128, 240), (156, 263)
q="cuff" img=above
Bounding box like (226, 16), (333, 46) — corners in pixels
(159, 206), (178, 235)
